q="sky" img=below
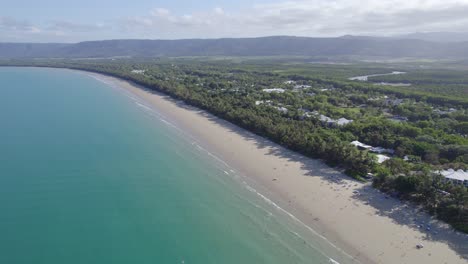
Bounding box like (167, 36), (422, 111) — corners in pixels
(2, 0), (468, 42)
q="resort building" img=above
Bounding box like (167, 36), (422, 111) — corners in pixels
(262, 88), (285, 93)
(336, 118), (354, 126)
(438, 169), (468, 187)
(433, 108), (457, 115)
(351, 141), (394, 154)
(255, 100), (272, 106)
(275, 106), (289, 114)
(293, 84), (312, 89)
(376, 154), (391, 164)
(317, 114), (353, 127)
(351, 140), (372, 150)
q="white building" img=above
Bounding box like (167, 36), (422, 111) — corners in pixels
(319, 114), (334, 123)
(255, 100), (272, 106)
(336, 118), (353, 126)
(351, 140), (372, 150)
(317, 115), (353, 127)
(293, 84), (312, 89)
(275, 106), (289, 114)
(263, 88), (285, 93)
(370, 146), (395, 154)
(438, 169), (468, 187)
(351, 141), (394, 154)
(433, 108), (457, 115)
(376, 154), (391, 164)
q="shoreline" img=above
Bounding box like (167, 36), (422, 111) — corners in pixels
(60, 68), (468, 263)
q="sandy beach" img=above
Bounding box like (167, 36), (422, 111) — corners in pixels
(85, 71), (467, 264)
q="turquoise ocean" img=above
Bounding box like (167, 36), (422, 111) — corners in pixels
(0, 67), (356, 264)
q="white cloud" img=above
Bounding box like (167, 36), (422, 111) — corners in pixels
(4, 0), (468, 41)
(213, 7), (225, 16)
(151, 8), (171, 17)
(47, 21), (106, 32)
(0, 16), (40, 33)
(119, 0), (468, 38)
(0, 17), (111, 42)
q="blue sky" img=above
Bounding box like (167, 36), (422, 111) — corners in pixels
(4, 0), (273, 21)
(2, 0), (468, 42)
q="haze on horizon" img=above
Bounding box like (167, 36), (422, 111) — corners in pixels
(2, 0), (468, 43)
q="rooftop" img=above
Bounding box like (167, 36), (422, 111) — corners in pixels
(351, 141), (394, 154)
(376, 154), (391, 164)
(438, 169), (468, 182)
(318, 114), (353, 126)
(351, 140), (372, 149)
(293, 84), (312, 89)
(263, 88), (285, 93)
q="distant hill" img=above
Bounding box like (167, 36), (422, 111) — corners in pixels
(1, 36), (468, 59)
(395, 32), (468, 43)
(0, 43), (70, 58)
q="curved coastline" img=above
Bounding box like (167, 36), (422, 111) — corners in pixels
(8, 67), (468, 264)
(79, 69), (468, 264)
(85, 71), (360, 264)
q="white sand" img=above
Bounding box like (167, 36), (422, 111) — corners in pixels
(86, 71), (467, 264)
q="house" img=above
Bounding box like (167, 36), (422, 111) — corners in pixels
(336, 118), (353, 126)
(262, 88), (285, 93)
(438, 169), (468, 187)
(131, 69), (145, 74)
(255, 100), (272, 106)
(319, 114), (335, 124)
(275, 106), (289, 114)
(293, 84), (312, 90)
(300, 112), (313, 119)
(298, 108), (313, 119)
(351, 141), (394, 154)
(317, 114), (353, 127)
(376, 154), (391, 164)
(284, 80), (296, 85)
(371, 147), (394, 154)
(433, 108), (457, 115)
(351, 141), (372, 150)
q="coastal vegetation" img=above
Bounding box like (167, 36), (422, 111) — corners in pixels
(1, 58), (467, 233)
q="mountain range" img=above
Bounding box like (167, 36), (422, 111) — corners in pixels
(395, 32), (468, 43)
(1, 35), (468, 59)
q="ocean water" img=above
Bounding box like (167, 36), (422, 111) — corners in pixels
(0, 67), (355, 264)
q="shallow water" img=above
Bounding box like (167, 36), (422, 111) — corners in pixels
(0, 67), (357, 264)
